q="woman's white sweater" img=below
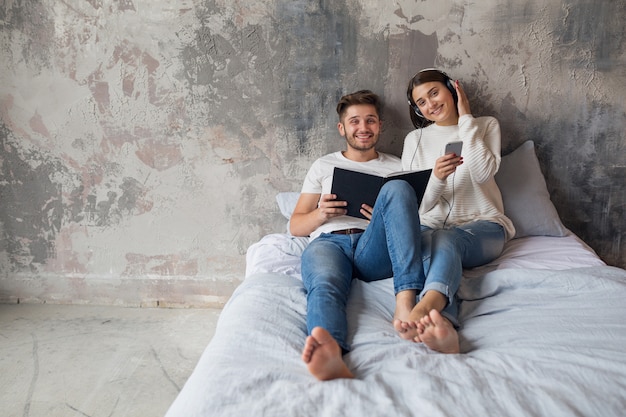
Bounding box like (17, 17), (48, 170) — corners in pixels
(401, 115), (515, 240)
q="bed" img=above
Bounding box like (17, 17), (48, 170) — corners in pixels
(165, 141), (626, 417)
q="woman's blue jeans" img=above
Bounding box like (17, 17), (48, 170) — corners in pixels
(301, 180), (505, 352)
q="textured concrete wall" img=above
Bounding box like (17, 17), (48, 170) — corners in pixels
(1, 0), (624, 306)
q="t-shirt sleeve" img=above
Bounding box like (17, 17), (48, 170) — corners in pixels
(300, 160), (323, 194)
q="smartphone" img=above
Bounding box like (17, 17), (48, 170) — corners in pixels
(445, 141), (463, 156)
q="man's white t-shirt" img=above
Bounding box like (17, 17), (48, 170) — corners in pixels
(301, 151), (402, 240)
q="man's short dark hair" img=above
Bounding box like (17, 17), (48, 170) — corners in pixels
(336, 90), (382, 121)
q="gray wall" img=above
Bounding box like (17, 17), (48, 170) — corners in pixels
(1, 0), (624, 306)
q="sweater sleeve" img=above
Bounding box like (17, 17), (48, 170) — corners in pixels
(459, 115), (501, 184)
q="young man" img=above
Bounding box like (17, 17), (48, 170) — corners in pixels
(290, 90), (459, 381)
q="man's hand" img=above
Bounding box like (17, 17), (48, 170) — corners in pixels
(289, 193), (349, 236)
(360, 203), (374, 221)
(317, 194), (348, 221)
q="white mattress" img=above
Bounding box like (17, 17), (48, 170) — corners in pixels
(166, 232), (626, 417)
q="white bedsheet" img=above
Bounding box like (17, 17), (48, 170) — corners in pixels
(167, 233), (625, 417)
(245, 231), (606, 280)
(167, 266), (626, 417)
(244, 233), (309, 278)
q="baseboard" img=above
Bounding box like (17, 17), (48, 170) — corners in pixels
(0, 273), (242, 308)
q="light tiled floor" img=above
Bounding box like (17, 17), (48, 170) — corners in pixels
(0, 303), (222, 417)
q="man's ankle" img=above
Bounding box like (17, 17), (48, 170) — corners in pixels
(396, 289), (417, 308)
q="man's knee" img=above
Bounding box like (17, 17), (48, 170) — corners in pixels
(303, 239), (340, 261)
(379, 180), (416, 204)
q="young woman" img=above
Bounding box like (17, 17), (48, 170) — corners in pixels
(395, 69), (515, 351)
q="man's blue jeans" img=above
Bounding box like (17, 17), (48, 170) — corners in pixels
(301, 180), (505, 352)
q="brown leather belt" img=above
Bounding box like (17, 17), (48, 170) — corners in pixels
(331, 228), (365, 235)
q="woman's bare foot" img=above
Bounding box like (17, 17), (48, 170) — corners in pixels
(302, 327), (354, 380)
(394, 290), (446, 342)
(418, 309), (460, 354)
(393, 310), (427, 341)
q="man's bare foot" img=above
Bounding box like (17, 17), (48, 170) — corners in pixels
(393, 290), (422, 341)
(302, 327), (354, 380)
(417, 309), (460, 354)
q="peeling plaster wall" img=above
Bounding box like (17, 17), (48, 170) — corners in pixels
(0, 0), (624, 306)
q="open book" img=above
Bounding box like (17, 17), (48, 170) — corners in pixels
(330, 167), (432, 219)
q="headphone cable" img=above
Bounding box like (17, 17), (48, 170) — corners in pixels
(409, 118), (426, 169)
(442, 170), (456, 228)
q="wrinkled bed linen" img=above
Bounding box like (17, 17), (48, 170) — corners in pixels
(166, 265), (626, 417)
(245, 232), (606, 280)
